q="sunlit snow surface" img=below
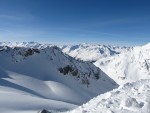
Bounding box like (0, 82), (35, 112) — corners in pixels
(61, 43), (150, 85)
(61, 43), (130, 62)
(95, 43), (150, 85)
(66, 79), (150, 113)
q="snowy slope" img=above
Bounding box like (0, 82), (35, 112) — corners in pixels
(61, 43), (131, 62)
(0, 44), (118, 113)
(95, 43), (150, 85)
(0, 74), (77, 113)
(67, 79), (150, 113)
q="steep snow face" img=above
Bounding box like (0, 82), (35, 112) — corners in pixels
(61, 43), (131, 62)
(67, 79), (150, 113)
(0, 45), (118, 112)
(94, 44), (150, 85)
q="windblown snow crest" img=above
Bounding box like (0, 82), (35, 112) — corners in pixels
(67, 79), (150, 113)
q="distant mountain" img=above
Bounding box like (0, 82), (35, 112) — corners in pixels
(68, 79), (150, 113)
(60, 43), (150, 85)
(0, 43), (118, 113)
(0, 42), (53, 49)
(61, 43), (131, 62)
(95, 43), (150, 85)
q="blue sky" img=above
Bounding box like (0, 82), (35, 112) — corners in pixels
(0, 0), (150, 46)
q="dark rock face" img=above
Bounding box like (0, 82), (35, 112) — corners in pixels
(40, 109), (50, 113)
(58, 64), (100, 87)
(24, 48), (40, 57)
(58, 65), (78, 76)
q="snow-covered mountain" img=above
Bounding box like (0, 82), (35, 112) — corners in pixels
(0, 43), (118, 113)
(95, 43), (150, 85)
(67, 79), (150, 113)
(2, 42), (150, 113)
(61, 43), (150, 85)
(61, 43), (131, 62)
(0, 42), (53, 49)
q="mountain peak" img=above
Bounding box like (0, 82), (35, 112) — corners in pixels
(142, 42), (150, 49)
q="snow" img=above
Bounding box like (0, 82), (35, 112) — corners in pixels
(94, 44), (150, 85)
(0, 88), (77, 113)
(66, 79), (150, 113)
(0, 42), (53, 49)
(60, 43), (150, 85)
(1, 42), (150, 113)
(0, 70), (79, 113)
(61, 43), (131, 62)
(0, 44), (117, 113)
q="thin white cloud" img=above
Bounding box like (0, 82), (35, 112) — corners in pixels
(0, 29), (13, 33)
(66, 16), (150, 29)
(89, 16), (150, 27)
(0, 14), (23, 20)
(56, 27), (120, 37)
(0, 28), (50, 42)
(0, 13), (35, 21)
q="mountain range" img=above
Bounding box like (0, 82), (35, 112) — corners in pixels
(0, 42), (150, 113)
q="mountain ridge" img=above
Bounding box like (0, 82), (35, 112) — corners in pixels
(95, 43), (150, 85)
(0, 43), (118, 113)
